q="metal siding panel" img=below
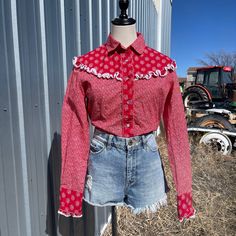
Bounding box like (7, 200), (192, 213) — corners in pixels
(10, 0), (33, 235)
(44, 0), (64, 138)
(0, 9), (21, 228)
(139, 0), (141, 31)
(143, 1), (146, 39)
(113, 0), (117, 19)
(16, 0), (49, 234)
(167, 1), (172, 56)
(88, 0), (93, 50)
(80, 1), (90, 54)
(60, 0), (68, 91)
(152, 0), (171, 53)
(157, 0), (162, 51)
(165, 0), (169, 54)
(147, 2), (149, 43)
(106, 0), (110, 36)
(132, 0), (136, 19)
(140, 0), (143, 32)
(129, 0), (132, 17)
(64, 0), (77, 75)
(95, 206), (112, 236)
(0, 146), (8, 236)
(148, 1), (151, 45)
(99, 0), (110, 42)
(162, 0), (166, 53)
(0, 2), (12, 235)
(75, 0), (81, 55)
(141, 1), (146, 31)
(116, 0), (119, 17)
(44, 15), (64, 236)
(92, 0), (101, 48)
(38, 0), (51, 162)
(159, 0), (172, 55)
(161, 0), (165, 52)
(109, 0), (115, 21)
(136, 0), (140, 31)
(99, 0), (103, 44)
(151, 2), (158, 48)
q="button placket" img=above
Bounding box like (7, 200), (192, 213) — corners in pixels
(121, 49), (134, 137)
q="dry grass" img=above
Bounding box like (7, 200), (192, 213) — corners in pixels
(103, 132), (236, 236)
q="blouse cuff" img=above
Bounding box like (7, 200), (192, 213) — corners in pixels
(58, 186), (83, 218)
(177, 192), (196, 222)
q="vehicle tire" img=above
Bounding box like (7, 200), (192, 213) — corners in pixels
(183, 86), (209, 108)
(199, 132), (232, 155)
(192, 114), (236, 131)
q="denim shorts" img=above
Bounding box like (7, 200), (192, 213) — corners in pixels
(83, 127), (169, 216)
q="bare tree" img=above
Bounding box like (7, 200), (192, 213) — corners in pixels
(197, 50), (236, 70)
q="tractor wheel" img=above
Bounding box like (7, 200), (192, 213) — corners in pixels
(199, 132), (232, 155)
(183, 86), (209, 108)
(192, 114), (235, 131)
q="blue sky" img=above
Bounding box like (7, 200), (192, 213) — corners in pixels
(171, 0), (236, 77)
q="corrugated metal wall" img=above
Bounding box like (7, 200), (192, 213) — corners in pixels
(0, 0), (172, 235)
(152, 0), (173, 55)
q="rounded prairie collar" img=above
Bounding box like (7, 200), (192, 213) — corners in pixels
(72, 45), (177, 81)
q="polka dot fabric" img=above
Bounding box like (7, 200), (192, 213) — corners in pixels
(58, 31), (195, 221)
(73, 32), (177, 81)
(177, 192), (196, 222)
(58, 187), (83, 217)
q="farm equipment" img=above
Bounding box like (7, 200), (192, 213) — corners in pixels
(186, 107), (236, 155)
(183, 65), (235, 108)
(182, 65), (236, 155)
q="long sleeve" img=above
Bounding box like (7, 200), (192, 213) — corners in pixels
(162, 70), (195, 222)
(58, 67), (90, 218)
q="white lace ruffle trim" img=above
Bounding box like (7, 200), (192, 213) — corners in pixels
(58, 209), (83, 218)
(179, 208), (197, 223)
(72, 56), (177, 81)
(135, 62), (177, 80)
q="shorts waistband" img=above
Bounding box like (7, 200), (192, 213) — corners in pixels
(93, 127), (157, 148)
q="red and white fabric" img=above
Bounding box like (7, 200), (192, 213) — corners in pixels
(58, 32), (196, 221)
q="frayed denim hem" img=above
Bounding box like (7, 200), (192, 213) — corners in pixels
(82, 194), (168, 216)
(83, 196), (127, 208)
(129, 194), (168, 215)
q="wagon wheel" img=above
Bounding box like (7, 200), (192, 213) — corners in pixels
(199, 132), (232, 155)
(192, 114), (235, 132)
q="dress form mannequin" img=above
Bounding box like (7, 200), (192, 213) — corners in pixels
(110, 24), (137, 48)
(110, 0), (137, 48)
(110, 1), (138, 234)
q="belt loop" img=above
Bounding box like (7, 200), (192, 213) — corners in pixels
(153, 130), (157, 137)
(107, 134), (113, 150)
(141, 134), (146, 149)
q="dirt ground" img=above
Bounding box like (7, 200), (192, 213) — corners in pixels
(103, 132), (236, 236)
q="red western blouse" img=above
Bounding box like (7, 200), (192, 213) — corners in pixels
(58, 32), (195, 222)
